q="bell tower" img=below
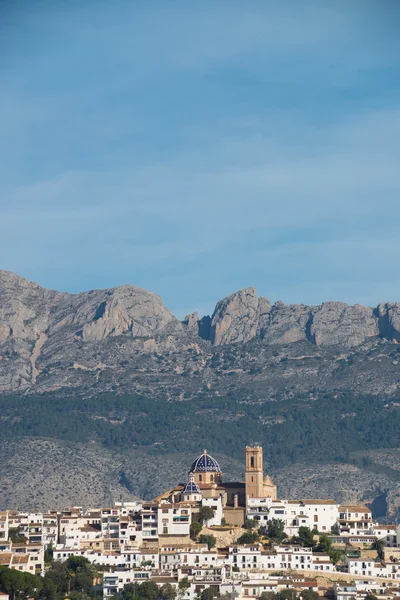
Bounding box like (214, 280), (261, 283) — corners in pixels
(245, 445), (264, 500)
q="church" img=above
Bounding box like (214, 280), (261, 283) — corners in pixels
(154, 445), (277, 527)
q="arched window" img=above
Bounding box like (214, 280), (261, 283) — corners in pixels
(250, 456), (255, 468)
(210, 474), (214, 482)
(199, 474), (202, 482)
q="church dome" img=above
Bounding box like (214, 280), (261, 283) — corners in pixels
(183, 473), (201, 495)
(190, 450), (221, 473)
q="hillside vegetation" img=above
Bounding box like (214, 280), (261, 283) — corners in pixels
(0, 271), (399, 517)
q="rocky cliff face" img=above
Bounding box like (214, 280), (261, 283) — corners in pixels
(0, 271), (176, 392)
(207, 288), (396, 348)
(1, 272), (400, 519)
(1, 270), (400, 394)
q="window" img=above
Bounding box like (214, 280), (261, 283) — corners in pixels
(250, 457), (255, 468)
(199, 475), (202, 482)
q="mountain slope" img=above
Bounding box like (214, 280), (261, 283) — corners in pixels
(0, 271), (399, 518)
(1, 270), (400, 395)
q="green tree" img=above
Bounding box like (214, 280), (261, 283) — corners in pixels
(199, 534), (216, 550)
(40, 576), (59, 600)
(329, 548), (345, 565)
(190, 521), (202, 540)
(0, 567), (42, 600)
(278, 589), (297, 600)
(315, 533), (332, 553)
(65, 555), (97, 595)
(244, 519), (258, 530)
(259, 592), (277, 600)
(121, 583), (138, 600)
(44, 545), (54, 566)
(265, 519), (286, 542)
(197, 507), (215, 525)
(364, 595), (378, 600)
(7, 528), (27, 544)
(138, 581), (160, 600)
(158, 583), (177, 600)
(122, 581), (159, 600)
(200, 588), (220, 600)
(237, 531), (259, 544)
(301, 591), (319, 600)
(43, 561), (69, 597)
(177, 578), (190, 599)
(298, 526), (315, 548)
(69, 593), (90, 600)
(374, 539), (385, 560)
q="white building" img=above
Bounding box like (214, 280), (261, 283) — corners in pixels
(246, 498), (338, 536)
(346, 556), (400, 580)
(157, 502), (191, 537)
(201, 497), (223, 527)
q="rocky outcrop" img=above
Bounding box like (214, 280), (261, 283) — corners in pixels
(262, 302), (310, 345)
(377, 303), (400, 342)
(207, 289), (384, 348)
(79, 286), (175, 342)
(3, 270), (400, 393)
(183, 312), (199, 329)
(0, 271), (176, 391)
(310, 302), (378, 347)
(210, 288), (261, 345)
(0, 271), (62, 343)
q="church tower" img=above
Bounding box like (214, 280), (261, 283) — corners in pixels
(245, 445), (264, 499)
(245, 445), (277, 505)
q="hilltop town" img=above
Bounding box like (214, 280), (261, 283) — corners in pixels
(0, 446), (399, 600)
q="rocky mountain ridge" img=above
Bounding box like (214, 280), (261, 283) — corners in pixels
(0, 272), (399, 518)
(1, 270), (400, 393)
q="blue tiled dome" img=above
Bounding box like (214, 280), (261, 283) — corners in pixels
(183, 473), (201, 495)
(190, 450), (221, 473)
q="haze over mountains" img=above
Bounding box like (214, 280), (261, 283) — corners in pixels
(0, 270), (399, 519)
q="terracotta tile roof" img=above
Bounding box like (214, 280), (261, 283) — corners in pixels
(301, 499), (336, 505)
(339, 505), (371, 512)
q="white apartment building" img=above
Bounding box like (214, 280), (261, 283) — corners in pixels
(338, 505), (373, 536)
(201, 497), (223, 527)
(0, 513), (9, 542)
(246, 498), (338, 536)
(346, 557), (400, 580)
(141, 503), (158, 541)
(157, 502), (191, 536)
(373, 525), (399, 547)
(161, 545), (218, 571)
(229, 543), (334, 573)
(103, 570), (152, 597)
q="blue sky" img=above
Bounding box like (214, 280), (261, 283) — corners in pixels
(1, 0), (399, 317)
